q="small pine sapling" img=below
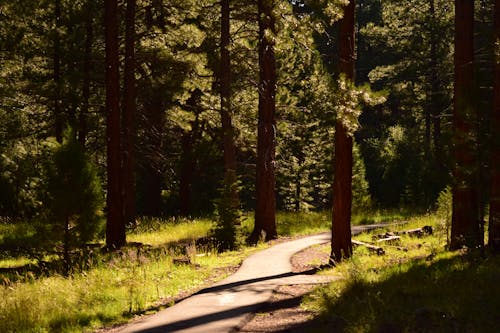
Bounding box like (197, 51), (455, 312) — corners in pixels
(42, 128), (104, 273)
(211, 170), (241, 251)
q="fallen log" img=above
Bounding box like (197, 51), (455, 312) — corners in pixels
(375, 235), (401, 245)
(373, 226), (433, 239)
(352, 240), (385, 255)
(396, 226), (433, 238)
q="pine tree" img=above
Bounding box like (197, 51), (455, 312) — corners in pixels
(489, 0), (500, 252)
(104, 0), (125, 249)
(331, 0), (355, 263)
(249, 0), (278, 243)
(450, 0), (481, 250)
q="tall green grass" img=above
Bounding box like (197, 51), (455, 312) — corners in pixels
(0, 215), (269, 333)
(303, 214), (500, 332)
(0, 210), (416, 332)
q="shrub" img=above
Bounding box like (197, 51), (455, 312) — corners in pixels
(210, 170), (241, 251)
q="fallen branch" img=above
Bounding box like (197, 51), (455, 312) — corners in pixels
(352, 240), (385, 255)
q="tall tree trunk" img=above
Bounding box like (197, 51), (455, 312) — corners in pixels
(122, 0), (136, 227)
(249, 0), (277, 243)
(54, 0), (63, 142)
(139, 97), (164, 217)
(220, 0), (237, 174)
(331, 0), (355, 263)
(179, 133), (194, 216)
(79, 0), (93, 145)
(105, 0), (125, 249)
(429, 0), (442, 163)
(489, 0), (500, 252)
(450, 0), (481, 250)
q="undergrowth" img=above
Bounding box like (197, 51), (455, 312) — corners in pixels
(304, 214), (500, 333)
(0, 209), (412, 332)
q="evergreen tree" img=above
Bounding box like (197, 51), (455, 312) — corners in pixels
(43, 128), (104, 273)
(450, 0), (481, 250)
(250, 0), (278, 243)
(489, 0), (500, 252)
(331, 0), (355, 263)
(104, 0), (125, 249)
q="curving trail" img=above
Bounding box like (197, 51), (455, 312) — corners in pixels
(112, 224), (384, 333)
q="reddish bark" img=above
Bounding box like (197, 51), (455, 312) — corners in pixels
(489, 0), (500, 252)
(450, 0), (481, 250)
(122, 0), (136, 227)
(105, 0), (125, 248)
(249, 0), (277, 243)
(220, 0), (237, 174)
(331, 0), (355, 263)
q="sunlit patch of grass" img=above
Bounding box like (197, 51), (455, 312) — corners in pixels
(0, 257), (35, 268)
(351, 207), (415, 225)
(304, 214), (500, 333)
(127, 217), (213, 246)
(276, 211), (330, 236)
(0, 215), (270, 333)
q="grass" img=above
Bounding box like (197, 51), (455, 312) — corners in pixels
(303, 214), (500, 333)
(0, 208), (416, 333)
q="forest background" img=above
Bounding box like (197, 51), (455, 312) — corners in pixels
(0, 0), (499, 276)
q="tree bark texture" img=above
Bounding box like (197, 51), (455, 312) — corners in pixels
(79, 0), (93, 145)
(179, 132), (194, 216)
(489, 0), (500, 252)
(122, 0), (136, 227)
(331, 0), (355, 263)
(250, 0), (277, 242)
(139, 98), (164, 216)
(429, 0), (442, 162)
(54, 0), (63, 143)
(221, 0), (237, 174)
(105, 0), (126, 248)
(450, 0), (481, 250)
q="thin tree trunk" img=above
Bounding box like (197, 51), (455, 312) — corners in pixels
(139, 96), (164, 217)
(221, 0), (237, 174)
(429, 0), (442, 162)
(122, 0), (136, 227)
(489, 0), (500, 252)
(331, 0), (355, 263)
(54, 0), (63, 142)
(105, 0), (125, 249)
(64, 215), (70, 276)
(179, 133), (194, 216)
(249, 0), (277, 243)
(450, 0), (481, 250)
(79, 0), (93, 145)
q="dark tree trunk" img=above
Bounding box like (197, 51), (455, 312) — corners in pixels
(64, 216), (70, 276)
(429, 0), (442, 162)
(179, 133), (194, 216)
(105, 0), (125, 249)
(450, 0), (481, 250)
(54, 0), (63, 142)
(331, 0), (355, 263)
(79, 0), (93, 145)
(220, 0), (237, 174)
(249, 0), (277, 243)
(489, 0), (500, 252)
(122, 0), (136, 227)
(139, 98), (164, 217)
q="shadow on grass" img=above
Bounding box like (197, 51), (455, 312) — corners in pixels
(299, 251), (500, 333)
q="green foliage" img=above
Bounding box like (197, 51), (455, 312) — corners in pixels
(41, 129), (104, 247)
(210, 171), (242, 251)
(436, 186), (452, 244)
